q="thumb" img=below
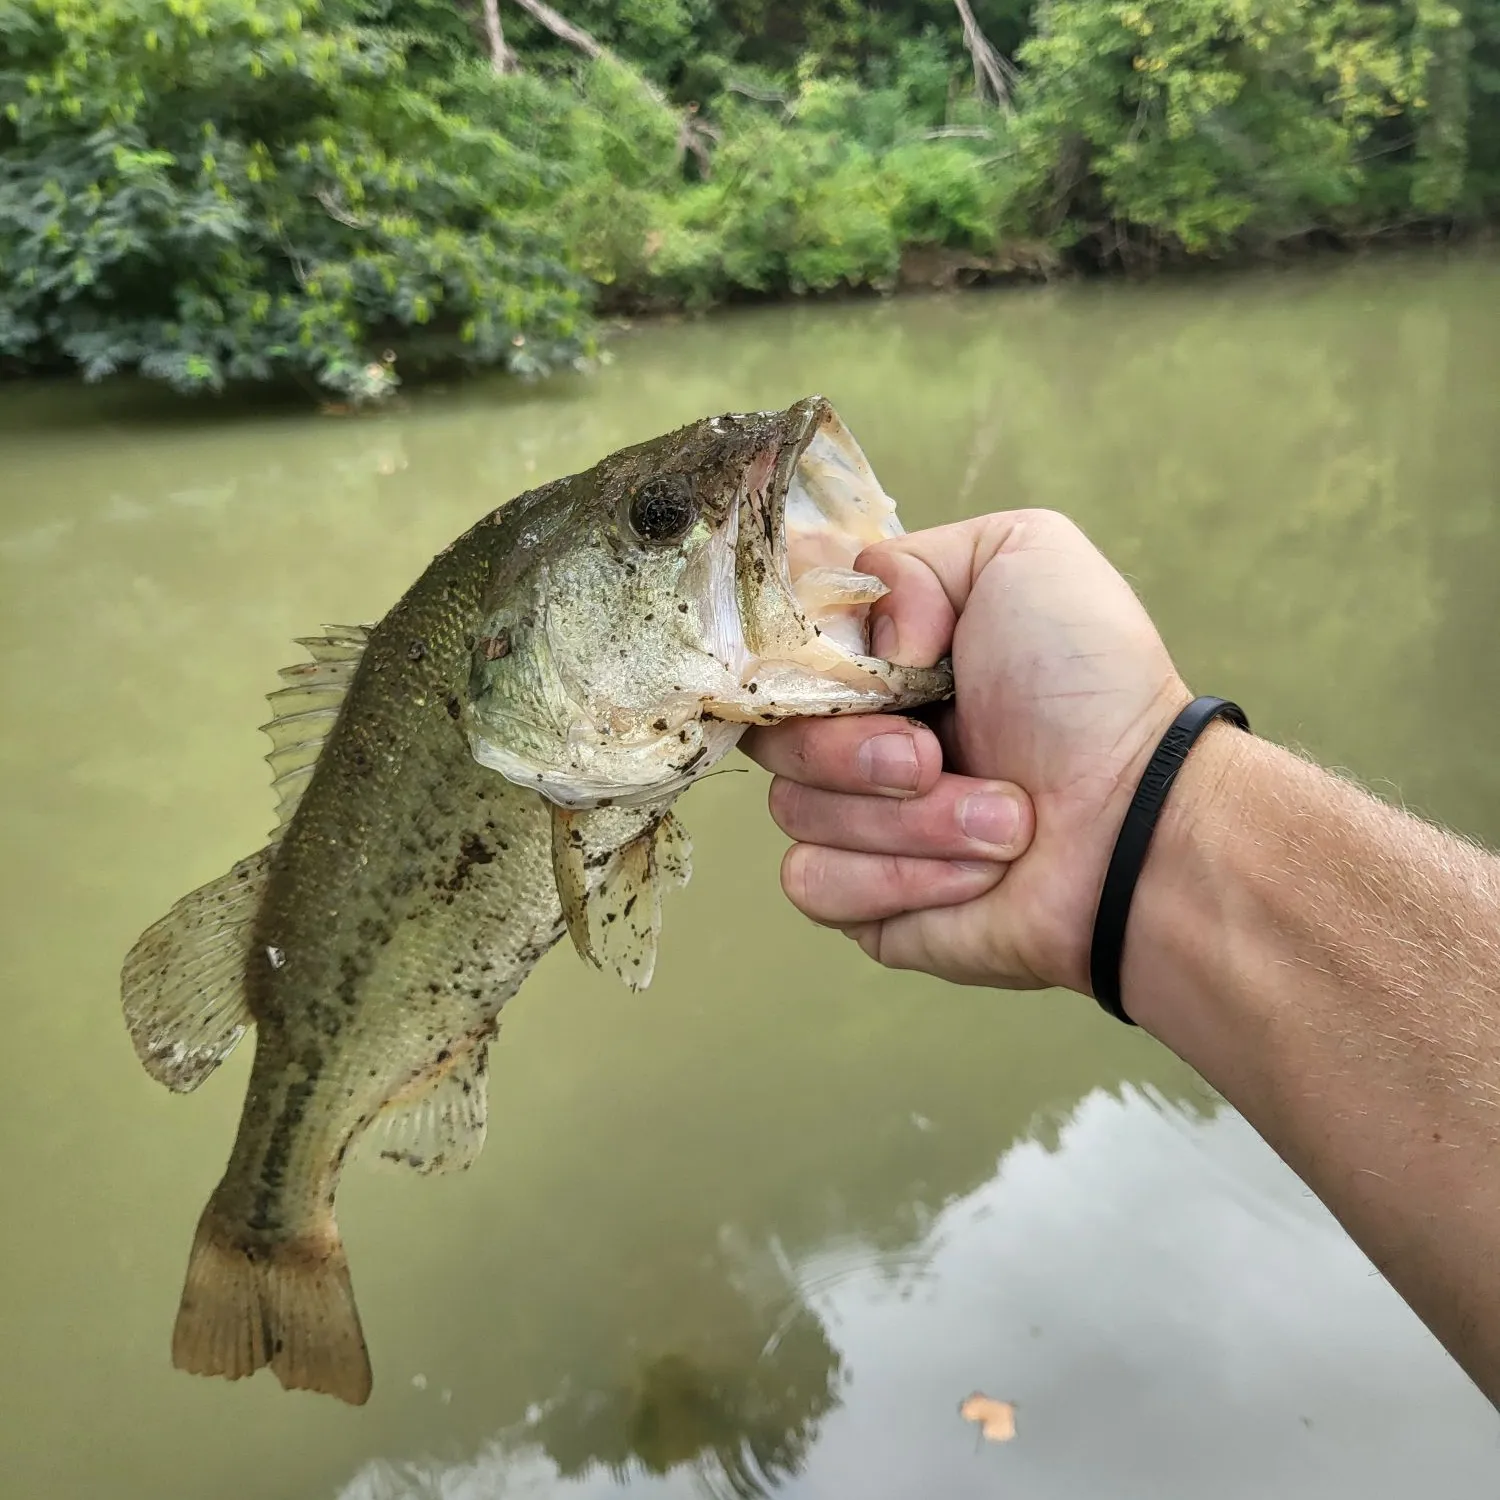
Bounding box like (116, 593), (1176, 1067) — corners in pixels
(847, 884), (1048, 992)
(858, 513), (1026, 669)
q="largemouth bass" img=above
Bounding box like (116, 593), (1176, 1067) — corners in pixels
(121, 397), (951, 1404)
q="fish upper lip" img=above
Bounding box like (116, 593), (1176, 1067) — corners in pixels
(729, 395), (845, 665)
(756, 396), (828, 574)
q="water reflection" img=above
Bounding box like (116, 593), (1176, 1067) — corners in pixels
(336, 1086), (1498, 1500)
(340, 1267), (844, 1499)
(544, 1329), (838, 1496)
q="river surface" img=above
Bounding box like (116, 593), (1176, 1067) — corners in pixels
(4, 251), (1500, 1498)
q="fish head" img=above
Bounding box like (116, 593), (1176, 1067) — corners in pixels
(465, 396), (951, 808)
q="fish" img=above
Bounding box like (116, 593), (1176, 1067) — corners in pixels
(120, 396), (952, 1404)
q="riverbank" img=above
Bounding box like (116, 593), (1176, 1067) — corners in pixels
(6, 1), (1497, 404)
(8, 239), (1497, 438)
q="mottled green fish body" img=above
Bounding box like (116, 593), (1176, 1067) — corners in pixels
(121, 398), (951, 1403)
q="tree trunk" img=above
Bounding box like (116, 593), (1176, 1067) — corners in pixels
(506, 0), (668, 106)
(481, 0), (519, 73)
(953, 0), (1017, 114)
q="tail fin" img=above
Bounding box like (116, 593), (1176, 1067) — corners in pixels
(171, 1205), (372, 1405)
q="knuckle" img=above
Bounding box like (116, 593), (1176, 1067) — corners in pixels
(1013, 505), (1062, 528)
(892, 793), (931, 846)
(785, 726), (811, 771)
(1010, 506), (1077, 547)
(797, 723), (843, 784)
(785, 843), (846, 924)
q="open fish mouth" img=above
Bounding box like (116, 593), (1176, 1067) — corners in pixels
(769, 395), (904, 653)
(703, 395), (937, 717)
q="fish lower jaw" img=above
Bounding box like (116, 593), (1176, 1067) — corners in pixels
(469, 720), (746, 811)
(703, 645), (953, 726)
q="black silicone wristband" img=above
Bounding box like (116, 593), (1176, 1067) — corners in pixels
(1088, 696), (1250, 1025)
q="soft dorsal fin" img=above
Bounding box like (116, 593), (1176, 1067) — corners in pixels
(363, 1044), (489, 1174)
(121, 847), (273, 1092)
(260, 625), (370, 835)
(551, 806), (693, 992)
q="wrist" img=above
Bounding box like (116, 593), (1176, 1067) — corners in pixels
(1116, 720), (1261, 1048)
(1085, 699), (1251, 1022)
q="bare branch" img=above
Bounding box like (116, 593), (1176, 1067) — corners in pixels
(922, 125), (994, 140)
(676, 102), (721, 178)
(508, 0), (605, 61)
(315, 184), (366, 228)
(953, 0), (1018, 114)
(508, 0), (725, 174)
(481, 0), (520, 73)
(509, 0), (671, 105)
(726, 79), (791, 106)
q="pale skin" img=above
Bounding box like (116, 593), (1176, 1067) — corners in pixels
(743, 509), (1500, 1409)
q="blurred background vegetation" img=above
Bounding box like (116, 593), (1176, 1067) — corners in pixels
(2, 0), (1496, 398)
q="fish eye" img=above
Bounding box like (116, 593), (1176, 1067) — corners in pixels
(627, 475), (697, 546)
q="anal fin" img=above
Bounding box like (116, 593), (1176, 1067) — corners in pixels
(365, 1045), (489, 1175)
(121, 848), (271, 1092)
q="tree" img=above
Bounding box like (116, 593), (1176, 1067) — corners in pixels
(0, 0), (588, 395)
(1008, 0), (1461, 258)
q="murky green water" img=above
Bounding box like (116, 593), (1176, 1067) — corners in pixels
(5, 251), (1500, 1498)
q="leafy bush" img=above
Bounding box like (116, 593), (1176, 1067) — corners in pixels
(886, 139), (1009, 252)
(629, 70), (1013, 304)
(649, 112), (897, 299)
(0, 0), (589, 396)
(1009, 0), (1466, 257)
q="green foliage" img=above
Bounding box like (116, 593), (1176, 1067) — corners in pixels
(1, 0), (1499, 397)
(654, 118), (902, 299)
(1463, 0), (1500, 205)
(0, 0), (588, 395)
(617, 69), (1011, 304)
(1008, 0), (1445, 255)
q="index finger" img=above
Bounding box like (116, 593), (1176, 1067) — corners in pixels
(741, 714), (943, 799)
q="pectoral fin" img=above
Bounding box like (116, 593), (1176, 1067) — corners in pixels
(550, 806), (693, 992)
(551, 805), (597, 971)
(121, 848), (271, 1092)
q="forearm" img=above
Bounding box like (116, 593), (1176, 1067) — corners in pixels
(1128, 725), (1500, 1403)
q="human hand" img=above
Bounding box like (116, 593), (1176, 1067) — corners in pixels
(743, 510), (1191, 993)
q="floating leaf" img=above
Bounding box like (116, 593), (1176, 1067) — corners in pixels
(959, 1392), (1016, 1442)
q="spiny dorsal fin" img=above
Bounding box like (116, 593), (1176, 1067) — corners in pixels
(363, 1045), (489, 1175)
(121, 847), (273, 1092)
(260, 624), (370, 836)
(550, 806), (693, 992)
